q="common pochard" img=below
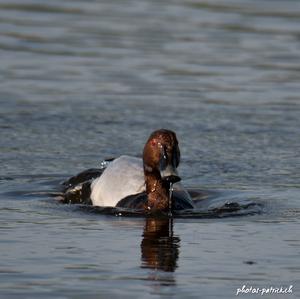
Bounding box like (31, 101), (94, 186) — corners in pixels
(62, 129), (194, 213)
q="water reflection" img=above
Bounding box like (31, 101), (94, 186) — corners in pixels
(141, 218), (180, 272)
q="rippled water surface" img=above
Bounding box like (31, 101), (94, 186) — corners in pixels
(0, 0), (300, 298)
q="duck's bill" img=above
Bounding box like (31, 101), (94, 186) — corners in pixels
(160, 165), (181, 183)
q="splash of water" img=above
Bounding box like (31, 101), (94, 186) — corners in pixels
(168, 182), (174, 217)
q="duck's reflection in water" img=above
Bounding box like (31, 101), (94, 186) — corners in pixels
(141, 218), (180, 272)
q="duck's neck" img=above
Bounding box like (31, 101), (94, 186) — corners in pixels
(144, 172), (170, 212)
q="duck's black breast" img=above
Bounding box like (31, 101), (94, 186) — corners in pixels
(116, 192), (148, 210)
(116, 191), (194, 211)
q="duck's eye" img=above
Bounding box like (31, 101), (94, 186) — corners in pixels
(151, 139), (157, 147)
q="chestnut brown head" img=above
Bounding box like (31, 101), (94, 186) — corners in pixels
(143, 129), (181, 183)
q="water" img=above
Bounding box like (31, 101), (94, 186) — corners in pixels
(0, 0), (300, 298)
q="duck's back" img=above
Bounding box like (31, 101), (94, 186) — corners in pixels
(90, 155), (145, 207)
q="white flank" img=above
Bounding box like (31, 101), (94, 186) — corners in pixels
(90, 155), (146, 207)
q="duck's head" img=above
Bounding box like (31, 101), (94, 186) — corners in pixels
(143, 129), (181, 184)
(143, 129), (181, 212)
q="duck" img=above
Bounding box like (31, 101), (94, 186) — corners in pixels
(62, 129), (195, 213)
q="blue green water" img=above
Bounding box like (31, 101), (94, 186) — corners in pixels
(0, 0), (299, 298)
